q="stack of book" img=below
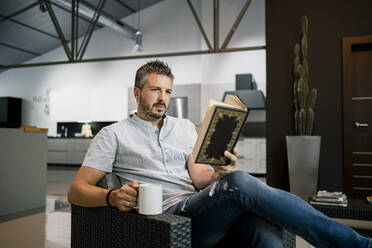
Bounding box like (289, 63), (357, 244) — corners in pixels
(309, 190), (348, 207)
(367, 196), (372, 205)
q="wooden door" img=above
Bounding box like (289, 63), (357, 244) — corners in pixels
(343, 35), (372, 199)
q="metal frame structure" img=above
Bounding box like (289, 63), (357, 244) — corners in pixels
(77, 0), (106, 60)
(44, 0), (74, 61)
(0, 0), (264, 70)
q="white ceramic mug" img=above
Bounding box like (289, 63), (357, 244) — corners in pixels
(137, 183), (162, 215)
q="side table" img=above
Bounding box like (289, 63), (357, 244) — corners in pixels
(71, 205), (191, 248)
(310, 199), (372, 237)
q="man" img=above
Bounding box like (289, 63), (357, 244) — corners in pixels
(68, 60), (372, 248)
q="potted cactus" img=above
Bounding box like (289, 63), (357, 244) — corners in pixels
(286, 16), (321, 200)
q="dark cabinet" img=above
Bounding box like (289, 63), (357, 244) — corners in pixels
(0, 97), (22, 128)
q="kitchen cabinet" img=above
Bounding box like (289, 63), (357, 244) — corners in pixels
(47, 138), (92, 165)
(0, 128), (47, 220)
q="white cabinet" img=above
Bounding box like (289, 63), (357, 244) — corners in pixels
(235, 138), (266, 174)
(47, 138), (92, 165)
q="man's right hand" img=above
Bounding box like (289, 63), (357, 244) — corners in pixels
(109, 181), (139, 211)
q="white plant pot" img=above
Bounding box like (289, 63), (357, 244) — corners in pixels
(286, 135), (321, 200)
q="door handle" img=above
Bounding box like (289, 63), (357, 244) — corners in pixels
(354, 122), (369, 128)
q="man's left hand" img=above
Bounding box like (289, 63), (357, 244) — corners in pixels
(211, 147), (238, 181)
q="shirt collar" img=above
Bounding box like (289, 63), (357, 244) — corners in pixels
(130, 113), (168, 129)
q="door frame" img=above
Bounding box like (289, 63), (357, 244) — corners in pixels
(342, 34), (372, 197)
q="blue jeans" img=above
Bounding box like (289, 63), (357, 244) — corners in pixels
(166, 171), (372, 248)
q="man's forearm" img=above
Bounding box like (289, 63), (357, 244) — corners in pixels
(68, 182), (110, 207)
(192, 167), (218, 190)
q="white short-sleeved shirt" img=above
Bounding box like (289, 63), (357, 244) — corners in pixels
(82, 114), (198, 210)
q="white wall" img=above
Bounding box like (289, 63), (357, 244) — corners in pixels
(0, 0), (266, 136)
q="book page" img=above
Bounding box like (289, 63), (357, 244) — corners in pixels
(209, 99), (240, 110)
(223, 95), (248, 111)
(192, 105), (216, 159)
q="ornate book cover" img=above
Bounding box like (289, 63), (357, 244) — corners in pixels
(194, 106), (248, 165)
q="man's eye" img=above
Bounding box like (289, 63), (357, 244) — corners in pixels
(166, 91), (172, 94)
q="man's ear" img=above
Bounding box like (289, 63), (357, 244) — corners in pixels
(134, 87), (140, 102)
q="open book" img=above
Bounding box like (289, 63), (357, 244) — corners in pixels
(192, 94), (249, 165)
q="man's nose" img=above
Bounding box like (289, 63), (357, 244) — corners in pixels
(158, 91), (166, 102)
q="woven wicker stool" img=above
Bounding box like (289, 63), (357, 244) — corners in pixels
(71, 205), (191, 248)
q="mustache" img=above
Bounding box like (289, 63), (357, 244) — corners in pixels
(153, 102), (166, 107)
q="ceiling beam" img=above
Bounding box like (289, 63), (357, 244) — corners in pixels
(0, 1), (39, 23)
(213, 0), (219, 51)
(0, 45), (266, 69)
(44, 0), (72, 60)
(0, 14), (58, 39)
(71, 0), (78, 60)
(77, 0), (107, 60)
(115, 0), (136, 13)
(0, 41), (41, 56)
(220, 0), (252, 51)
(53, 0), (137, 40)
(0, 0), (260, 70)
(50, 1), (104, 28)
(186, 0), (213, 52)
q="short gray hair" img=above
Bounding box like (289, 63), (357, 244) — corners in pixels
(135, 60), (174, 89)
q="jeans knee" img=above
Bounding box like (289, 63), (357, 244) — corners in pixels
(225, 170), (257, 188)
(227, 170), (246, 183)
(218, 170), (266, 197)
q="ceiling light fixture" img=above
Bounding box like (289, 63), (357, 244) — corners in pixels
(133, 30), (142, 54)
(133, 0), (143, 54)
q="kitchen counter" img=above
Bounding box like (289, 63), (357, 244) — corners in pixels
(0, 128), (47, 221)
(47, 137), (92, 165)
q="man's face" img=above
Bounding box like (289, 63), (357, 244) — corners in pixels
(135, 73), (173, 121)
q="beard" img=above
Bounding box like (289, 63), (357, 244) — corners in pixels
(138, 95), (167, 121)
